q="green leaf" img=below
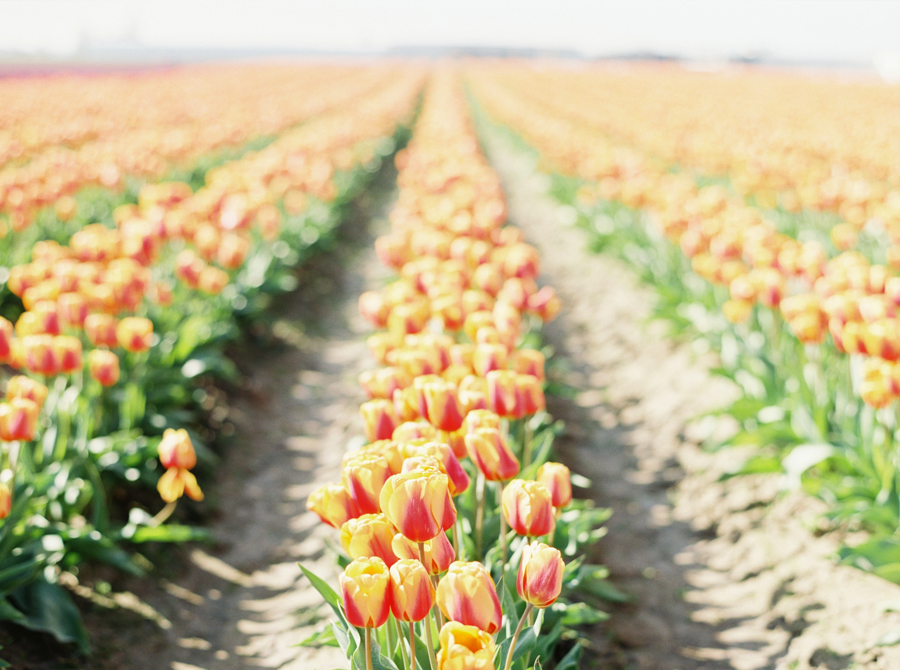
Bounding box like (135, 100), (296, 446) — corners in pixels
(554, 642), (583, 670)
(125, 524), (210, 544)
(299, 564), (342, 611)
(8, 579), (90, 653)
(558, 601), (609, 626)
(298, 624), (339, 648)
(718, 455), (783, 481)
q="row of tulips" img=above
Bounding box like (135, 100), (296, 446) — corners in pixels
(0, 67), (424, 655)
(468, 65), (900, 582)
(466, 65), (900, 258)
(302, 72), (613, 670)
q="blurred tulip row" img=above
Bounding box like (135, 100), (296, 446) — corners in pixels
(468, 64), (900, 582)
(0, 65), (424, 653)
(302, 72), (614, 670)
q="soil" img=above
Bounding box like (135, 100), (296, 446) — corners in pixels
(8, 119), (900, 670)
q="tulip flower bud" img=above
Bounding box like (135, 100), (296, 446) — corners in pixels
(403, 441), (470, 495)
(472, 343), (508, 377)
(487, 370), (524, 419)
(517, 373), (545, 415)
(23, 334), (61, 376)
(517, 541), (565, 608)
(422, 378), (466, 433)
(360, 399), (399, 442)
(502, 480), (556, 538)
(0, 482), (10, 519)
(307, 483), (360, 528)
(342, 453), (392, 516)
(379, 469), (456, 543)
(390, 559), (435, 622)
(528, 285), (561, 323)
(465, 428), (519, 482)
(391, 530), (455, 575)
(6, 375), (48, 409)
(157, 466), (204, 502)
(88, 349), (120, 386)
(158, 428), (197, 470)
(0, 398), (39, 442)
(84, 313), (119, 348)
(537, 462), (572, 508)
(392, 420), (436, 443)
(53, 335), (83, 373)
(116, 317), (153, 353)
(436, 561), (503, 634)
(437, 622), (496, 670)
(512, 348), (546, 381)
(340, 557), (392, 629)
(341, 513), (399, 567)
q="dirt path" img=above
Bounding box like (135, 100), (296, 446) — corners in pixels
(76, 167), (397, 670)
(479, 127), (900, 670)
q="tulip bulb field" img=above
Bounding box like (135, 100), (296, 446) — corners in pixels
(3, 61), (900, 670)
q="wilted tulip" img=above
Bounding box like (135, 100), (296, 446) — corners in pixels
(342, 453), (392, 515)
(537, 462), (572, 508)
(157, 466), (204, 502)
(306, 483), (360, 528)
(340, 513), (399, 566)
(340, 557), (392, 629)
(116, 317), (153, 353)
(389, 558), (435, 622)
(360, 399), (399, 442)
(158, 428), (197, 470)
(502, 480), (555, 538)
(391, 530), (455, 575)
(435, 561), (503, 634)
(379, 469), (456, 543)
(88, 349), (120, 386)
(517, 541), (565, 608)
(465, 428), (519, 482)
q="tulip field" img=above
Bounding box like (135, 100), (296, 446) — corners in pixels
(4, 60), (900, 669)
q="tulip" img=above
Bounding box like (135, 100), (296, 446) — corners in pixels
(379, 469), (456, 543)
(464, 408), (500, 434)
(116, 317), (154, 353)
(158, 428), (197, 470)
(355, 439), (406, 475)
(422, 378), (466, 432)
(516, 373), (545, 416)
(6, 376), (48, 409)
(198, 266), (229, 295)
(517, 541), (565, 608)
(53, 335), (83, 373)
(157, 467), (204, 502)
(511, 349), (545, 381)
(393, 386), (421, 423)
(486, 370), (524, 419)
(88, 349), (120, 386)
(464, 428), (519, 482)
(403, 442), (470, 496)
(472, 343), (508, 377)
(391, 531), (455, 575)
(392, 420), (436, 443)
(502, 480), (556, 538)
(84, 313), (118, 348)
(435, 561), (502, 634)
(23, 334), (60, 376)
(367, 332), (400, 365)
(528, 285), (561, 323)
(306, 483), (360, 528)
(57, 292), (89, 330)
(0, 316), (12, 360)
(437, 622), (496, 670)
(359, 366), (410, 400)
(389, 559), (435, 622)
(342, 453), (392, 515)
(537, 462), (572, 508)
(463, 311), (495, 343)
(0, 398), (39, 442)
(360, 399), (399, 442)
(359, 291), (390, 328)
(341, 513), (399, 567)
(340, 556), (392, 629)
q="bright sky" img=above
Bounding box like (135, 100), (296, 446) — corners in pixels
(2, 0), (899, 67)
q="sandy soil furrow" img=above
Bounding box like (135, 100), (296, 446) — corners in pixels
(479, 127), (900, 670)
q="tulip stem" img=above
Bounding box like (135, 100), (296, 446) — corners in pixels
(499, 480), (508, 568)
(395, 617), (409, 670)
(409, 621), (416, 670)
(503, 603), (534, 670)
(522, 419), (533, 470)
(365, 626), (374, 670)
(417, 543), (439, 670)
(452, 517), (464, 560)
(149, 501), (177, 527)
(475, 474), (485, 559)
